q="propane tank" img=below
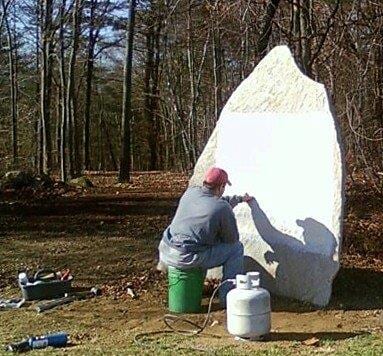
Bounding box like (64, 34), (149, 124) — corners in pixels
(227, 272), (271, 340)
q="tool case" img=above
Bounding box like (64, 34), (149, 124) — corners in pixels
(19, 269), (73, 301)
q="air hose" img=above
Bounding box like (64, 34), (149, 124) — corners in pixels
(133, 280), (231, 345)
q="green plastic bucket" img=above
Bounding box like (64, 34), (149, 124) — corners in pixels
(168, 266), (205, 313)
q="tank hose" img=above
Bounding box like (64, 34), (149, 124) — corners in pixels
(133, 279), (231, 345)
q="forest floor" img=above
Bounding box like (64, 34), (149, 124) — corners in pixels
(0, 172), (382, 355)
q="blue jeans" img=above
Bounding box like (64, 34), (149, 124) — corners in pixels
(159, 240), (244, 307)
(198, 241), (244, 306)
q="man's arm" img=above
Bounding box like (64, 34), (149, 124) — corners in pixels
(219, 205), (240, 244)
(219, 193), (255, 243)
(222, 193), (254, 209)
(221, 195), (243, 208)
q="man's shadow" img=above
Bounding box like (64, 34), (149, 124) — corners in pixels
(244, 199), (339, 307)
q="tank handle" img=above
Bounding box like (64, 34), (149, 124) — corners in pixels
(247, 271), (260, 288)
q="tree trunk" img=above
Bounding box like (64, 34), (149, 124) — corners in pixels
(300, 0), (312, 76)
(102, 118), (117, 171)
(5, 16), (18, 165)
(66, 0), (83, 178)
(83, 0), (97, 171)
(186, 1), (197, 166)
(144, 28), (156, 170)
(374, 21), (383, 170)
(144, 17), (162, 171)
(34, 0), (41, 171)
(59, 0), (67, 182)
(40, 0), (54, 174)
(292, 0), (301, 59)
(212, 21), (222, 121)
(239, 4), (249, 80)
(56, 89), (61, 167)
(98, 111), (105, 171)
(256, 0), (281, 60)
(0, 0), (11, 33)
(119, 0), (136, 182)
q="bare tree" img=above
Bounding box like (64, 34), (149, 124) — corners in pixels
(0, 0), (11, 33)
(119, 0), (136, 182)
(66, 0), (84, 178)
(300, 0), (312, 75)
(256, 0), (281, 59)
(143, 2), (163, 170)
(83, 0), (100, 171)
(59, 0), (68, 181)
(3, 1), (18, 165)
(40, 0), (54, 174)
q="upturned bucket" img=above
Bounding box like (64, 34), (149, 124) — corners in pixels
(168, 266), (204, 313)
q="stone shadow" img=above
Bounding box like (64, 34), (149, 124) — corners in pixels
(245, 199), (383, 311)
(244, 199), (339, 307)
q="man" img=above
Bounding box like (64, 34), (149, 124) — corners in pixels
(158, 167), (253, 306)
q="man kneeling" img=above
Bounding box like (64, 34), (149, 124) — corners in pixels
(158, 167), (253, 307)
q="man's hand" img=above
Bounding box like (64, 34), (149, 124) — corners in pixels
(242, 193), (254, 203)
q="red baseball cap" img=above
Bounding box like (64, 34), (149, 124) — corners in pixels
(203, 167), (232, 187)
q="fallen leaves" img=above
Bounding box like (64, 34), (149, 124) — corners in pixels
(102, 269), (166, 300)
(87, 171), (188, 198)
(344, 174), (383, 257)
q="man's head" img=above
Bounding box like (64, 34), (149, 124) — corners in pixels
(203, 167), (231, 197)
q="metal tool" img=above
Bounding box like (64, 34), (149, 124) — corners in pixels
(0, 298), (25, 310)
(6, 332), (68, 352)
(35, 287), (101, 313)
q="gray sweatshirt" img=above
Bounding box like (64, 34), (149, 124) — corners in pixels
(161, 186), (243, 254)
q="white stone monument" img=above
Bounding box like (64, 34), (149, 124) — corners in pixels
(190, 45), (344, 306)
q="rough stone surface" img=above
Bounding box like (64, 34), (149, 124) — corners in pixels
(190, 46), (344, 306)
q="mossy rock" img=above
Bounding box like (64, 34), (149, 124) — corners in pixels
(68, 176), (94, 188)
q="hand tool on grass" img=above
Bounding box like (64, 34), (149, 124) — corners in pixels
(0, 298), (25, 310)
(6, 332), (68, 352)
(35, 287), (101, 313)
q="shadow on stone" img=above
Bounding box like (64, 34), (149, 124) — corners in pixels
(245, 199), (338, 306)
(244, 200), (383, 311)
(243, 255), (316, 312)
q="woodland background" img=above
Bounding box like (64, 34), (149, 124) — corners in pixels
(0, 0), (382, 186)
